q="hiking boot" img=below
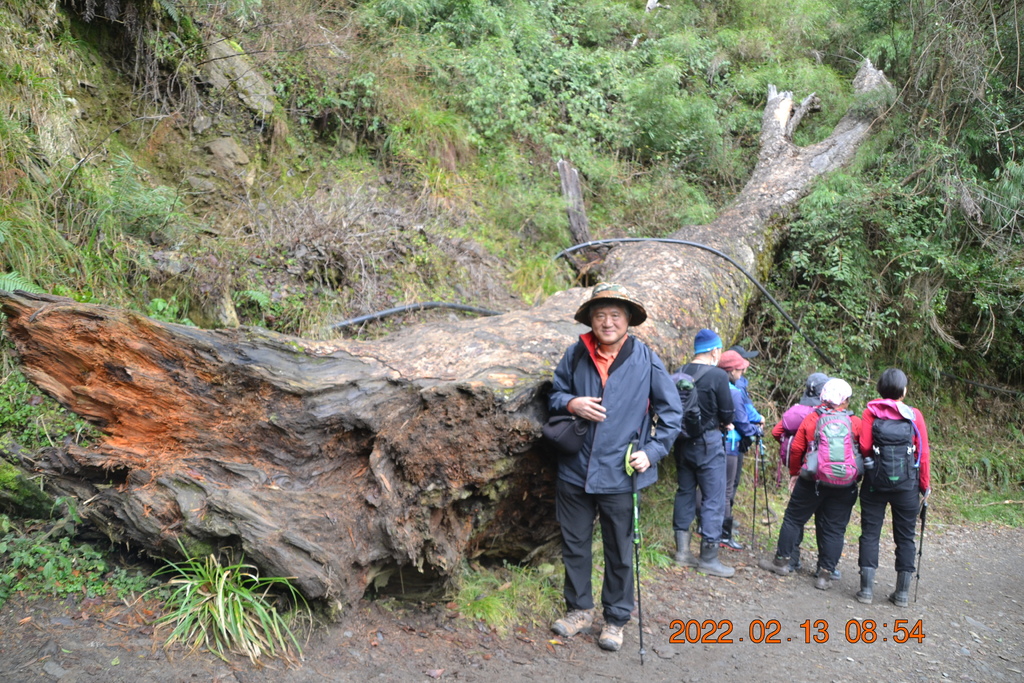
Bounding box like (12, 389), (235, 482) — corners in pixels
(788, 548), (802, 573)
(889, 571), (913, 608)
(697, 538), (735, 578)
(758, 554), (792, 576)
(598, 623), (624, 652)
(674, 530), (698, 567)
(831, 568), (842, 580)
(720, 517), (745, 550)
(856, 567), (875, 604)
(551, 609), (594, 637)
(814, 567), (832, 590)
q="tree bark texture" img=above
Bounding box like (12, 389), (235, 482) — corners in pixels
(0, 62), (892, 607)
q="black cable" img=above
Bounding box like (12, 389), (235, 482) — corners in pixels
(555, 238), (838, 370)
(330, 302), (502, 330)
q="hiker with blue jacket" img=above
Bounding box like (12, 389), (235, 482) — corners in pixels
(671, 329), (736, 578)
(759, 378), (862, 590)
(724, 346), (763, 543)
(717, 349), (760, 551)
(855, 368), (932, 607)
(729, 345), (764, 427)
(548, 283), (682, 653)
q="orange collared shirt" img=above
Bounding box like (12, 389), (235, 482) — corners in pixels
(581, 331), (620, 386)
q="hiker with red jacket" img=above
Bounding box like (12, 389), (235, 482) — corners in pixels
(855, 368), (931, 608)
(770, 371), (830, 573)
(759, 378), (862, 590)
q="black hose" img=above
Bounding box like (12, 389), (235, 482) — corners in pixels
(555, 238), (838, 369)
(330, 302), (503, 330)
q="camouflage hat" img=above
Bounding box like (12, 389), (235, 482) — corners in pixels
(573, 283), (648, 326)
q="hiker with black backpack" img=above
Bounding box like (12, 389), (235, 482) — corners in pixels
(759, 378), (862, 590)
(855, 368), (932, 607)
(547, 284), (682, 653)
(671, 329), (736, 578)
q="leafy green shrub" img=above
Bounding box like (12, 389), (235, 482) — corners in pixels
(0, 534), (108, 604)
(146, 297), (195, 326)
(620, 66), (724, 167)
(0, 501), (114, 609)
(0, 351), (97, 451)
(155, 548), (308, 664)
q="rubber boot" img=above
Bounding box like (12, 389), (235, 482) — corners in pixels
(889, 570), (913, 607)
(720, 517), (744, 550)
(814, 567), (832, 590)
(758, 554), (792, 576)
(856, 567), (875, 604)
(674, 530), (698, 568)
(698, 538), (735, 578)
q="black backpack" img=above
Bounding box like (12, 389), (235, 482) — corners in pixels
(670, 365), (709, 441)
(868, 416), (919, 492)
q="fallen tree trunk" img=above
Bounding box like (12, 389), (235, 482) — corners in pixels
(0, 62), (891, 607)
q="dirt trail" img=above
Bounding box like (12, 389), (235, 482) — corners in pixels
(1, 522), (1021, 682)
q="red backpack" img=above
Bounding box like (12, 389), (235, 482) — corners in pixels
(799, 408), (862, 487)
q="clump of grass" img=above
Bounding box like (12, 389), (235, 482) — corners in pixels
(942, 490), (1024, 526)
(451, 560), (562, 634)
(154, 546), (309, 664)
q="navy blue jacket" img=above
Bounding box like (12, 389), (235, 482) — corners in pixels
(549, 335), (682, 493)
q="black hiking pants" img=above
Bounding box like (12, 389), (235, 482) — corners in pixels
(774, 478), (857, 572)
(556, 479), (634, 627)
(858, 485), (919, 573)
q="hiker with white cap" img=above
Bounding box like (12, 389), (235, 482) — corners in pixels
(759, 378), (863, 590)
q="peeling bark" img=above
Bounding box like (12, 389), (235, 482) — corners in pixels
(0, 61), (892, 607)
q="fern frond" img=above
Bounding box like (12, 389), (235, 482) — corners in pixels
(0, 271), (46, 294)
(234, 289), (272, 310)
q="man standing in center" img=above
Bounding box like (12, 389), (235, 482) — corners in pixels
(548, 283), (682, 652)
(672, 329), (736, 578)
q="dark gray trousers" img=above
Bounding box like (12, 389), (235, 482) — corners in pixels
(556, 479), (634, 627)
(673, 429), (727, 542)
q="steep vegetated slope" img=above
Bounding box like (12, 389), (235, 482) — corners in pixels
(1, 0), (1023, 497)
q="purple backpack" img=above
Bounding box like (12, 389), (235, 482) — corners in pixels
(778, 403), (814, 469)
(799, 408), (862, 487)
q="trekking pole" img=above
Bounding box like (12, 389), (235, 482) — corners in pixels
(625, 444), (645, 665)
(914, 496), (928, 602)
(750, 437), (759, 552)
(759, 437), (773, 542)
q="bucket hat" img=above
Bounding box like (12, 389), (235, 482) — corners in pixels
(573, 283), (648, 326)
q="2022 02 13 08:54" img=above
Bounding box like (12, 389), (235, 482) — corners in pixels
(668, 618), (925, 644)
